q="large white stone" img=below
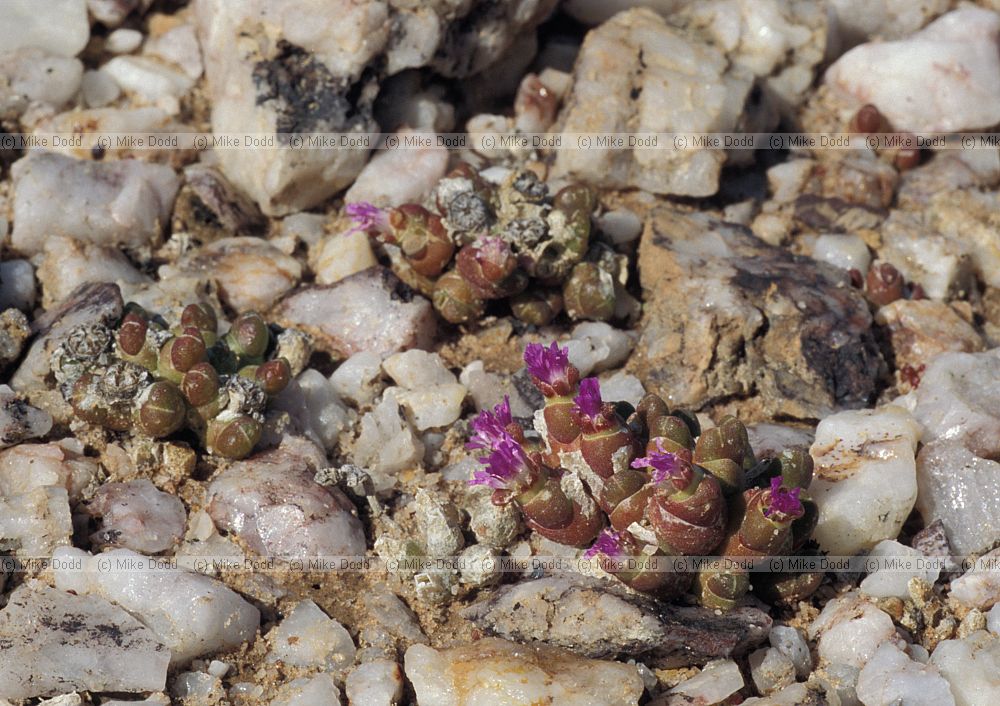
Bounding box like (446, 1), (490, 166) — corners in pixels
(404, 638), (643, 706)
(916, 441), (1000, 556)
(810, 406), (920, 555)
(826, 7), (1000, 132)
(860, 540), (940, 600)
(193, 0), (385, 215)
(857, 642), (955, 706)
(53, 547), (260, 665)
(552, 7), (752, 197)
(267, 599), (355, 671)
(0, 581), (169, 700)
(930, 632), (1000, 706)
(808, 591), (901, 669)
(0, 0), (89, 57)
(10, 153), (179, 256)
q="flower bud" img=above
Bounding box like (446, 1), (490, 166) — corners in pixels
(455, 238), (526, 300)
(432, 270), (486, 324)
(386, 204), (455, 277)
(693, 416), (753, 495)
(850, 104), (885, 134)
(226, 312), (270, 360)
(256, 358), (292, 395)
(778, 447), (813, 489)
(207, 414), (262, 460)
(181, 362), (220, 407)
(696, 568), (750, 610)
(585, 529), (682, 594)
(759, 570), (825, 605)
(522, 483), (604, 547)
(117, 313), (148, 357)
(562, 262), (615, 321)
(865, 261), (904, 308)
(574, 378), (637, 478)
(136, 381), (186, 438)
(510, 289), (563, 326)
(158, 329), (208, 383)
(180, 303), (218, 344)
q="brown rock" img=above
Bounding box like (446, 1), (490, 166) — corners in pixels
(628, 208), (883, 420)
(463, 575), (771, 667)
(875, 299), (984, 391)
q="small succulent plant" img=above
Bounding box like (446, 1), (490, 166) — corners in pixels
(468, 343), (821, 608)
(346, 165), (634, 326)
(53, 303), (301, 460)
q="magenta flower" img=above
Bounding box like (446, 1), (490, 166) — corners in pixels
(631, 439), (683, 483)
(763, 477), (803, 518)
(584, 528), (625, 559)
(523, 342), (571, 386)
(468, 432), (532, 490)
(466, 396), (514, 452)
(345, 201), (389, 235)
(572, 377), (603, 421)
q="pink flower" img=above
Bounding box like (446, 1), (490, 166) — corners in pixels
(584, 528), (625, 559)
(345, 202), (389, 235)
(466, 397), (514, 452)
(523, 342), (570, 386)
(631, 439), (683, 483)
(763, 477), (803, 518)
(468, 432), (532, 491)
(572, 377), (603, 421)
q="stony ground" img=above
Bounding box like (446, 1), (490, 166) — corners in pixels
(2, 1), (1000, 705)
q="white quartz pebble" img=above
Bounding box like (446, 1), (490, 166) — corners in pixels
(345, 131), (448, 207)
(749, 647), (796, 695)
(106, 28), (143, 54)
(827, 7), (1000, 133)
(597, 209), (643, 245)
(383, 350), (457, 388)
(346, 660), (404, 706)
(861, 540), (940, 600)
(405, 638), (643, 706)
(271, 369), (353, 452)
(331, 351), (385, 407)
(931, 632), (1000, 706)
(769, 625), (812, 679)
(81, 68), (122, 107)
(270, 674), (342, 706)
(857, 642), (955, 706)
(950, 548), (1000, 610)
(667, 660), (745, 704)
(809, 592), (901, 669)
(0, 581), (169, 700)
(53, 547), (260, 665)
(313, 230), (378, 285)
(87, 479), (186, 554)
(267, 599), (355, 671)
(812, 234), (871, 273)
(810, 406), (920, 555)
(0, 0), (89, 57)
(11, 152), (179, 256)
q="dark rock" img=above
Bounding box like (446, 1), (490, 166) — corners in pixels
(172, 164), (267, 243)
(462, 575), (771, 667)
(627, 208), (883, 421)
(912, 519), (961, 579)
(10, 282), (123, 392)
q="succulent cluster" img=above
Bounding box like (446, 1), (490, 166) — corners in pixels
(468, 343), (822, 608)
(52, 304), (298, 460)
(347, 166), (634, 326)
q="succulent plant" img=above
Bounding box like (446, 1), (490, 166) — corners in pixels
(53, 303), (305, 460)
(345, 164), (635, 327)
(468, 342), (821, 608)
